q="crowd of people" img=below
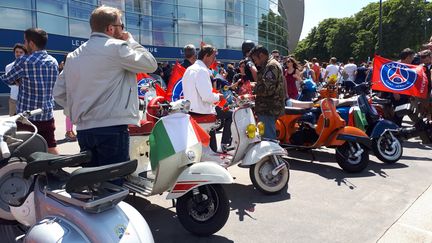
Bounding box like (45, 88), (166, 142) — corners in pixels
(2, 4), (432, 170)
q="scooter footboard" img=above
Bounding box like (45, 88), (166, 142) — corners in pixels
(242, 141), (288, 167)
(166, 162), (233, 200)
(331, 127), (371, 149)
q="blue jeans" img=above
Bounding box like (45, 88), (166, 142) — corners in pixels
(257, 114), (277, 140)
(77, 125), (130, 176)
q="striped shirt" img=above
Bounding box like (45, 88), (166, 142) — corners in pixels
(0, 50), (58, 121)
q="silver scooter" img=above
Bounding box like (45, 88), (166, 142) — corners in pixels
(0, 110), (154, 242)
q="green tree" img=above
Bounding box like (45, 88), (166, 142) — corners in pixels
(294, 0), (432, 62)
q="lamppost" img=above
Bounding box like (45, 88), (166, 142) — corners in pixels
(426, 17), (431, 41)
(378, 0), (383, 55)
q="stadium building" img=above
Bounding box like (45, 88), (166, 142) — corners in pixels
(0, 0), (304, 93)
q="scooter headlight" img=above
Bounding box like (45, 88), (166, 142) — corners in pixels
(257, 122), (265, 137)
(246, 124), (256, 139)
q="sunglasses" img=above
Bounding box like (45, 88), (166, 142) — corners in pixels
(112, 23), (124, 30)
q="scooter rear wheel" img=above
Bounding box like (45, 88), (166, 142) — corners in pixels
(176, 184), (229, 236)
(249, 156), (289, 195)
(372, 131), (402, 164)
(336, 142), (369, 173)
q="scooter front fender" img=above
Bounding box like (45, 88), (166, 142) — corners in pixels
(166, 162), (233, 200)
(241, 141), (288, 167)
(329, 127), (372, 149)
(369, 119), (399, 138)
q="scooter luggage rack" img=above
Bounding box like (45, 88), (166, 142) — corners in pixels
(124, 172), (155, 196)
(23, 152), (137, 213)
(46, 182), (129, 214)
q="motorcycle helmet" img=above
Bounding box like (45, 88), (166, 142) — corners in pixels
(298, 78), (317, 101)
(302, 78), (317, 92)
(242, 40), (255, 57)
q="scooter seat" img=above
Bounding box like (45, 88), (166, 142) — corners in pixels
(190, 113), (217, 123)
(290, 99), (314, 108)
(394, 103), (412, 117)
(372, 97), (391, 105)
(65, 160), (137, 193)
(336, 98), (357, 107)
(23, 151), (92, 179)
(129, 120), (154, 136)
(284, 107), (311, 115)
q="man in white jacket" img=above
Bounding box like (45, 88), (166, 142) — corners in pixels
(54, 5), (157, 170)
(183, 45), (231, 152)
(183, 45), (222, 114)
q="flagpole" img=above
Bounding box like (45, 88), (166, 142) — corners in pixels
(378, 0), (383, 55)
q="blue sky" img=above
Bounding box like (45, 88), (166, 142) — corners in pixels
(300, 0), (379, 40)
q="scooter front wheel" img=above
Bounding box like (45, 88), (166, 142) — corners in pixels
(176, 184), (229, 236)
(249, 156), (289, 195)
(336, 142), (369, 173)
(0, 162), (31, 221)
(372, 131), (402, 164)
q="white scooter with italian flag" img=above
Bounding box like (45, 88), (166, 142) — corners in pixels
(126, 99), (233, 236)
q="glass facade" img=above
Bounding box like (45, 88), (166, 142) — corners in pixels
(0, 0), (290, 54)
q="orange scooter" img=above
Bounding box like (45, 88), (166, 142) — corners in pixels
(276, 98), (371, 173)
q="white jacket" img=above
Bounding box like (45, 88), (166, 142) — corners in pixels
(182, 60), (219, 114)
(53, 32), (157, 130)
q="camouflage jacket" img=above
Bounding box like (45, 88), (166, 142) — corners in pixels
(254, 58), (287, 116)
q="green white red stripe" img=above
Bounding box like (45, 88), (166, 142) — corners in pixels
(149, 113), (210, 168)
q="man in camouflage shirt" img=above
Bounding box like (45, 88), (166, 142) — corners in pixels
(250, 45), (286, 139)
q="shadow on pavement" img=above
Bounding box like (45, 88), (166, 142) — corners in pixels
(402, 140), (432, 150)
(224, 183), (290, 222)
(287, 149), (338, 164)
(401, 155), (432, 161)
(288, 158), (408, 190)
(125, 194), (234, 243)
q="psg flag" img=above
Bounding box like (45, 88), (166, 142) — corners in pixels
(136, 73), (155, 99)
(371, 55), (428, 99)
(166, 62), (186, 101)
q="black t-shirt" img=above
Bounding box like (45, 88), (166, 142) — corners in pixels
(355, 66), (368, 84)
(181, 59), (193, 69)
(244, 58), (255, 82)
(232, 73), (243, 83)
(226, 68), (236, 83)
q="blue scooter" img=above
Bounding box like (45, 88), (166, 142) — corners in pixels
(337, 83), (403, 164)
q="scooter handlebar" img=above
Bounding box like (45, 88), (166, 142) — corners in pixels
(0, 137), (10, 159)
(27, 108), (43, 117)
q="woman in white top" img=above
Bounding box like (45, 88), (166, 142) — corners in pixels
(5, 43), (27, 116)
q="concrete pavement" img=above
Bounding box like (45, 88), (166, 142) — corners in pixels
(378, 183), (432, 242)
(1, 103), (432, 242)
